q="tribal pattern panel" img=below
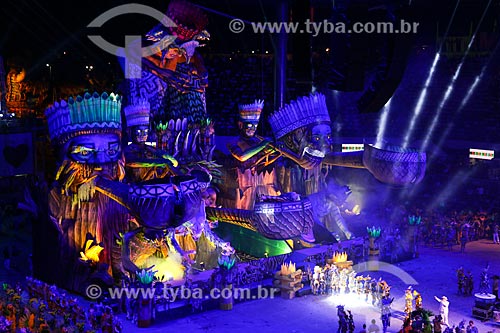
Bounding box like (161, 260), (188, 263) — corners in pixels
(129, 67), (207, 127)
(128, 70), (167, 114)
(156, 87), (206, 125)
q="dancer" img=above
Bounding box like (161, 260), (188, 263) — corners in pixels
(380, 295), (394, 333)
(479, 264), (490, 294)
(493, 224), (499, 244)
(457, 266), (465, 294)
(404, 287), (413, 319)
(434, 295), (449, 327)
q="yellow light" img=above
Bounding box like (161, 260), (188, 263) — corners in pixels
(140, 251), (185, 281)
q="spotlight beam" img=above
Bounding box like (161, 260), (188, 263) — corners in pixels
(375, 99), (391, 148)
(402, 53), (439, 148)
(419, 0), (492, 153)
(437, 0), (462, 55)
(402, 0), (461, 148)
(429, 38), (500, 163)
(399, 1), (494, 203)
(428, 168), (479, 211)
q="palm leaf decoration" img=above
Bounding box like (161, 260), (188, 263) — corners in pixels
(79, 233), (104, 263)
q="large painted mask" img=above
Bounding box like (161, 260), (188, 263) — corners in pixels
(45, 92), (124, 196)
(56, 134), (125, 200)
(240, 121), (258, 138)
(124, 99), (150, 145)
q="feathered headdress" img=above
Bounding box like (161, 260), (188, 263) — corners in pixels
(239, 99), (264, 122)
(268, 93), (330, 139)
(124, 99), (150, 128)
(45, 92), (122, 144)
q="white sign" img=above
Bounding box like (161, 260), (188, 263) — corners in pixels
(469, 148), (494, 160)
(342, 144), (364, 152)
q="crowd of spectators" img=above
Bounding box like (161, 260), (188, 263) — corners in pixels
(0, 277), (122, 333)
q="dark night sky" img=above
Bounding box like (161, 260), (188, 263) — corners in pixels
(1, 0), (498, 81)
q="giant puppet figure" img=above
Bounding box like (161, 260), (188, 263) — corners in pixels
(207, 93), (425, 240)
(228, 100), (281, 210)
(45, 92), (130, 291)
(143, 0), (209, 124)
(266, 93), (426, 239)
(268, 93), (426, 194)
(269, 93), (333, 196)
(206, 93), (425, 242)
(267, 93), (354, 239)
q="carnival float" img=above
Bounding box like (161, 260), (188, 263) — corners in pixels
(0, 0), (429, 329)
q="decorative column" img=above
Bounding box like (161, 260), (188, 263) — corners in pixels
(136, 268), (156, 328)
(216, 254), (236, 310)
(367, 226), (381, 271)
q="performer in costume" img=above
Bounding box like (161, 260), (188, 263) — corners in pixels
(381, 294), (394, 333)
(414, 289), (423, 310)
(404, 287), (414, 319)
(434, 295), (449, 327)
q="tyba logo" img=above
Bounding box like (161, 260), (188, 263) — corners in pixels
(87, 3), (177, 79)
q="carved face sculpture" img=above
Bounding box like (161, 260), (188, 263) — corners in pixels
(309, 123), (332, 154)
(239, 121), (258, 138)
(68, 133), (122, 164)
(57, 133), (124, 194)
(131, 125), (149, 144)
(201, 187), (217, 208)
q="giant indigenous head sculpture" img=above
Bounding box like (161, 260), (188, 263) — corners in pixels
(269, 93), (333, 156)
(45, 92), (125, 200)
